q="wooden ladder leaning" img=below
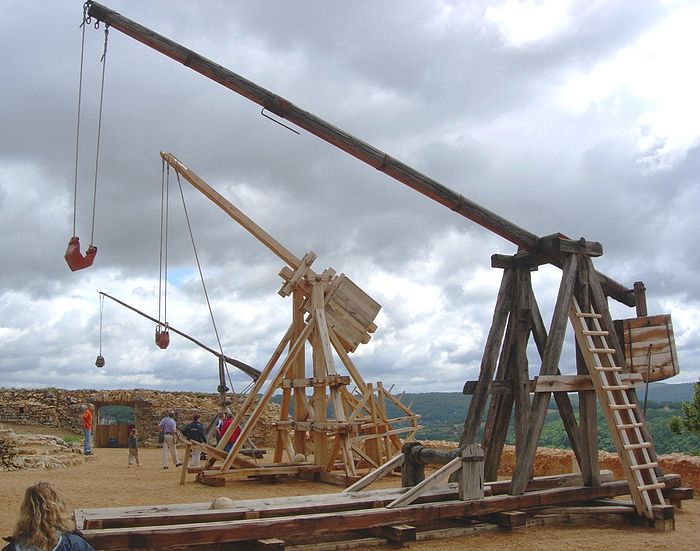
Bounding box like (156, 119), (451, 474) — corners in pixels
(569, 296), (665, 519)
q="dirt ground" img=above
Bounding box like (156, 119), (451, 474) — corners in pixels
(1, 426), (698, 550)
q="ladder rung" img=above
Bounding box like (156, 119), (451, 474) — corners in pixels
(609, 404), (636, 410)
(617, 422), (643, 430)
(630, 462), (658, 471)
(576, 312), (602, 319)
(638, 482), (665, 492)
(602, 385), (630, 391)
(589, 348), (616, 354)
(624, 442), (652, 450)
(594, 365), (622, 371)
(582, 329), (609, 336)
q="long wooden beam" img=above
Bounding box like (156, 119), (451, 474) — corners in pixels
(80, 477), (679, 549)
(160, 152), (301, 269)
(87, 2), (636, 306)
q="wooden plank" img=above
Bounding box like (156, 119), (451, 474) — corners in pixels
(386, 457), (462, 509)
(75, 470), (630, 531)
(344, 453), (404, 493)
(329, 329), (368, 394)
(280, 376), (350, 388)
(510, 254), (578, 494)
(363, 524), (416, 543)
(292, 288), (308, 456)
(481, 309), (517, 482)
(220, 321), (314, 471)
(513, 269), (532, 455)
(489, 511), (527, 529)
(530, 294), (583, 465)
(535, 373), (643, 392)
(80, 478), (668, 549)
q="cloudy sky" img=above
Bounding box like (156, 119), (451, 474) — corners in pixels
(1, 1), (698, 397)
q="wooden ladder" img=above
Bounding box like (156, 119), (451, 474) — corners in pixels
(569, 297), (665, 518)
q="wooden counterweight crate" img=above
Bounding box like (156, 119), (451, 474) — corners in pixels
(318, 274), (381, 353)
(614, 314), (679, 382)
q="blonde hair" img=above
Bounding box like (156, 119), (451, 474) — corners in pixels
(12, 482), (73, 550)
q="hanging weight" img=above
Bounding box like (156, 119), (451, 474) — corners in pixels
(95, 355), (105, 368)
(155, 326), (170, 349)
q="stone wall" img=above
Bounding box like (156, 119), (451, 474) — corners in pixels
(0, 425), (84, 471)
(0, 388), (279, 448)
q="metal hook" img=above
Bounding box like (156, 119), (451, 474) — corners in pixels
(260, 108), (300, 135)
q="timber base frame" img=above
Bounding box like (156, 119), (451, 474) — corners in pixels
(75, 473), (686, 550)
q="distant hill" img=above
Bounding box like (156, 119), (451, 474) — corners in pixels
(271, 381), (700, 452)
(645, 381), (695, 403)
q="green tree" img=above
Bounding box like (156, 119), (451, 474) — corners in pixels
(668, 380), (700, 438)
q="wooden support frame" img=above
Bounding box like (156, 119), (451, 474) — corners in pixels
(158, 154), (420, 486)
(460, 246), (669, 519)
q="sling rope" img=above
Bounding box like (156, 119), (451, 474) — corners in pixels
(95, 293), (105, 368)
(158, 160), (170, 330)
(174, 171), (235, 394)
(89, 22), (109, 245)
(65, 4), (108, 271)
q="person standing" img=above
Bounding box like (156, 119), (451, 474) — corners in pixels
(215, 412), (225, 443)
(220, 412), (242, 452)
(81, 404), (94, 456)
(158, 411), (182, 469)
(3, 481), (95, 551)
(181, 414), (206, 467)
(127, 427), (140, 467)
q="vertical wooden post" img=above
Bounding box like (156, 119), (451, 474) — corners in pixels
(513, 269), (532, 455)
(311, 281), (329, 467)
(481, 313), (516, 482)
(634, 281), (648, 317)
(459, 444), (485, 501)
(510, 254), (577, 494)
(576, 256), (600, 486)
(292, 289), (307, 456)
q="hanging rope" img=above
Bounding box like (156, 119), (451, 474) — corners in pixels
(155, 161), (170, 349)
(95, 293), (105, 368)
(71, 3), (88, 238)
(65, 3), (107, 271)
(89, 23), (109, 245)
(174, 171), (235, 393)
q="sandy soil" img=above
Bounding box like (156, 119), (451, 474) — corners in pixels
(1, 427), (698, 550)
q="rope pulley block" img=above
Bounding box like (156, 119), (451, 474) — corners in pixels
(65, 236), (97, 271)
(95, 355), (105, 368)
(155, 325), (170, 349)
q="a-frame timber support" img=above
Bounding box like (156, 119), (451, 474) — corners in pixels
(159, 153), (420, 486)
(459, 236), (664, 519)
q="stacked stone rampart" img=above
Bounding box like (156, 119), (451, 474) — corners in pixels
(0, 425), (84, 471)
(0, 388), (278, 449)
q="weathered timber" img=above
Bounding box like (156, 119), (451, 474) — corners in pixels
(459, 444), (485, 501)
(530, 295), (583, 465)
(87, 1), (636, 307)
(510, 254), (578, 494)
(584, 255), (661, 478)
(513, 269), (532, 455)
(481, 305), (518, 481)
(80, 477), (680, 549)
(73, 470), (623, 530)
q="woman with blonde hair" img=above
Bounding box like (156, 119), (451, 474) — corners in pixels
(3, 482), (94, 551)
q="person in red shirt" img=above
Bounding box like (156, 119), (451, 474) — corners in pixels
(81, 404), (94, 455)
(220, 413), (241, 452)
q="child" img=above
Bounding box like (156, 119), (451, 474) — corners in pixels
(127, 427), (140, 467)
